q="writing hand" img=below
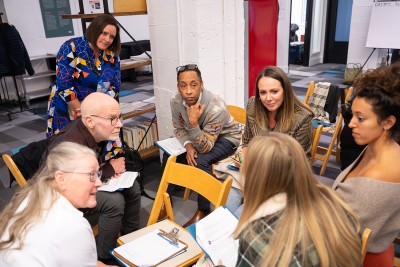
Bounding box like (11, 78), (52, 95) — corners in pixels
(234, 147), (246, 168)
(109, 157), (126, 176)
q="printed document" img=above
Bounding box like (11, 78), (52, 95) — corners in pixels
(113, 229), (186, 266)
(98, 171), (138, 192)
(196, 207), (239, 267)
(155, 137), (186, 156)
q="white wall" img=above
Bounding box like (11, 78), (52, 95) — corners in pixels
(0, 0), (150, 100)
(2, 0), (150, 56)
(347, 0), (384, 70)
(147, 0), (245, 140)
(277, 0), (291, 73)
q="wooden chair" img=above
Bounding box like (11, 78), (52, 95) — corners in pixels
(182, 105), (245, 201)
(394, 236), (400, 267)
(1, 153), (100, 236)
(147, 155), (233, 226)
(227, 105), (246, 125)
(361, 228), (372, 261)
(304, 82), (353, 175)
(2, 154), (28, 188)
(310, 125), (323, 164)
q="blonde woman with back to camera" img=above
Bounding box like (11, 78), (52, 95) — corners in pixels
(233, 134), (361, 267)
(0, 142), (116, 267)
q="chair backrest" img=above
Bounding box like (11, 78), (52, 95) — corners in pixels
(2, 154), (28, 188)
(303, 81), (315, 107)
(361, 228), (372, 261)
(305, 82), (353, 175)
(227, 105), (246, 125)
(147, 155), (233, 226)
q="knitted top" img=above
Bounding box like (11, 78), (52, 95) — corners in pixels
(332, 149), (400, 253)
(170, 89), (241, 153)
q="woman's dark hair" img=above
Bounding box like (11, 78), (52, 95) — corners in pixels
(352, 62), (400, 141)
(86, 14), (121, 54)
(253, 66), (310, 132)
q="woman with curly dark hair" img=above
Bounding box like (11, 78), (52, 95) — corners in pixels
(333, 62), (400, 266)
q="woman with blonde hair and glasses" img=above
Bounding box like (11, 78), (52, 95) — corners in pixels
(0, 142), (115, 267)
(233, 133), (361, 267)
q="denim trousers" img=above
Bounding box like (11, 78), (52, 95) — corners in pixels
(162, 137), (236, 211)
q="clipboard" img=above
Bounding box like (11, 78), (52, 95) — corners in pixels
(113, 228), (188, 267)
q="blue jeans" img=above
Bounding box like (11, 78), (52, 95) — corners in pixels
(226, 187), (243, 218)
(162, 137), (236, 211)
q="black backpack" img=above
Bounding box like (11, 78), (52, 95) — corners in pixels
(122, 141), (143, 173)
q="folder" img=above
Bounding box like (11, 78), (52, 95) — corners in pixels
(113, 229), (188, 267)
(186, 206), (239, 267)
(155, 137), (186, 156)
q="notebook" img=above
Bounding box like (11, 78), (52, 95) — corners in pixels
(155, 137), (186, 156)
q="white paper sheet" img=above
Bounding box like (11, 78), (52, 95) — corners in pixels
(98, 171), (138, 192)
(196, 207), (239, 267)
(155, 137), (186, 156)
(114, 230), (186, 267)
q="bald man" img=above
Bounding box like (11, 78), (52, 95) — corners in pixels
(43, 92), (141, 264)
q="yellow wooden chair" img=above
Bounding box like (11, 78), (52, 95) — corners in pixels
(310, 125), (323, 164)
(227, 105), (246, 125)
(147, 155), (233, 226)
(361, 228), (372, 262)
(394, 236), (400, 267)
(182, 105), (245, 201)
(1, 153), (100, 236)
(304, 82), (353, 175)
(2, 154), (28, 188)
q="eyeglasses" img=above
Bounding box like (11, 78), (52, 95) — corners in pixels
(62, 170), (102, 182)
(176, 64), (198, 74)
(90, 114), (123, 126)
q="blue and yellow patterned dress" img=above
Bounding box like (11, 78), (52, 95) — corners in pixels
(47, 36), (122, 159)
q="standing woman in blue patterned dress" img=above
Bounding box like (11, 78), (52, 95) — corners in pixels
(47, 14), (122, 158)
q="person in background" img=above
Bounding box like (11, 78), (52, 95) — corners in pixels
(165, 64), (241, 226)
(226, 66), (313, 215)
(47, 14), (122, 159)
(332, 63), (400, 267)
(234, 134), (361, 267)
(0, 142), (116, 267)
(339, 96), (367, 170)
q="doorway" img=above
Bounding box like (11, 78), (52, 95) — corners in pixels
(290, 0), (352, 66)
(324, 0), (353, 63)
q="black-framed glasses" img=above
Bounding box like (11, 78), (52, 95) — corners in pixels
(90, 114), (123, 126)
(62, 170), (102, 182)
(176, 64), (198, 74)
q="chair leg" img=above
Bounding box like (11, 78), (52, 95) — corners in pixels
(163, 192), (175, 221)
(319, 125), (342, 175)
(183, 188), (191, 201)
